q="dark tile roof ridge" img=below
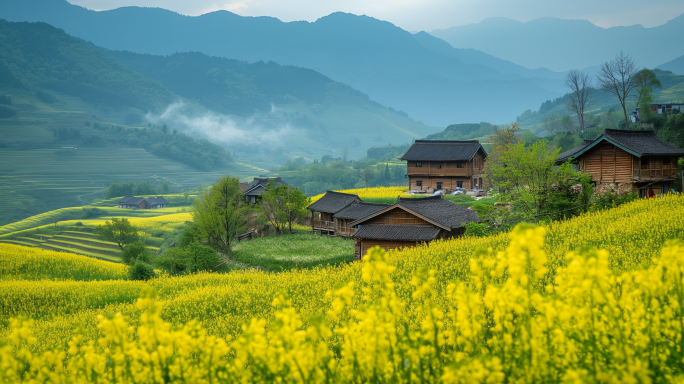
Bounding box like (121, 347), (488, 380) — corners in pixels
(397, 195), (443, 203)
(363, 223), (436, 227)
(557, 142), (591, 160)
(604, 129), (655, 136)
(414, 140), (480, 144)
(326, 190), (359, 196)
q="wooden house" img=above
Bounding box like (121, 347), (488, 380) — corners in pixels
(306, 191), (361, 235)
(400, 140), (488, 193)
(332, 202), (391, 237)
(118, 196), (169, 209)
(556, 129), (684, 196)
(349, 195), (479, 260)
(244, 177), (288, 204)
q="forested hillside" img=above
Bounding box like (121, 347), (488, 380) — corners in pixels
(516, 69), (684, 131)
(0, 20), (175, 111)
(101, 50), (382, 118)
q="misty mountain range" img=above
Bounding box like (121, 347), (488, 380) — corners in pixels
(432, 14), (684, 72)
(0, 0), (567, 125)
(2, 0), (683, 127)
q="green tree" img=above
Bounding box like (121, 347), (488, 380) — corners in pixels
(662, 113), (684, 149)
(187, 242), (220, 272)
(486, 140), (584, 221)
(634, 69), (662, 107)
(121, 240), (151, 265)
(129, 260), (156, 280)
(285, 187), (310, 234)
(261, 181), (290, 235)
(94, 217), (139, 250)
(192, 177), (245, 258)
(484, 123), (522, 189)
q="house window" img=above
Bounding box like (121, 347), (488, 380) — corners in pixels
(457, 162), (464, 168)
(474, 159), (478, 167)
(437, 164), (442, 169)
(436, 182), (442, 190)
(457, 180), (463, 188)
(416, 162), (422, 168)
(416, 180), (423, 187)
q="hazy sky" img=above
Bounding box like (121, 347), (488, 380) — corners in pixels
(68, 0), (684, 31)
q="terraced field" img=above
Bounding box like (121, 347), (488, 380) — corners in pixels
(0, 206), (186, 237)
(0, 228), (161, 262)
(0, 147), (272, 210)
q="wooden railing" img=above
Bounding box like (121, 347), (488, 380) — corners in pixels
(312, 220), (334, 229)
(337, 227), (356, 237)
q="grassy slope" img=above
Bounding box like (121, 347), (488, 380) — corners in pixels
(231, 233), (354, 271)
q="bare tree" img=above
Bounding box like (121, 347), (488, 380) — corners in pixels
(362, 167), (373, 188)
(564, 70), (592, 132)
(596, 52), (640, 129)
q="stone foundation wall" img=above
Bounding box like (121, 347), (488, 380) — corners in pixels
(594, 181), (634, 196)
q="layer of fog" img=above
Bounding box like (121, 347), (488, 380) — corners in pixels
(146, 101), (304, 151)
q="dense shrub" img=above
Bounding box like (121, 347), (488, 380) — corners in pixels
(129, 260), (155, 280)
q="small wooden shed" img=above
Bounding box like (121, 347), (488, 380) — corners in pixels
(332, 202), (390, 237)
(306, 191), (361, 235)
(350, 195), (479, 260)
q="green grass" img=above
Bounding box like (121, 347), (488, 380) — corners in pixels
(231, 232), (354, 271)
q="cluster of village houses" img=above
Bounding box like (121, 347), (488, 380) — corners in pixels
(119, 128), (684, 259)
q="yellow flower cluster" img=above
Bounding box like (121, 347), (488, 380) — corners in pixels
(0, 244), (128, 281)
(89, 212), (192, 232)
(310, 186), (410, 203)
(3, 227), (684, 383)
(1, 195), (684, 383)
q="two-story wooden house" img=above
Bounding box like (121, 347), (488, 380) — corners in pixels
(400, 140), (488, 193)
(556, 129), (684, 196)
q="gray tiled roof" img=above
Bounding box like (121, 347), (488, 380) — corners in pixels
(603, 129), (684, 156)
(557, 140), (593, 161)
(558, 130), (684, 162)
(147, 196), (169, 205)
(118, 196), (168, 205)
(249, 177), (287, 187)
(307, 191), (360, 214)
(245, 186), (265, 196)
(400, 140), (486, 162)
(397, 195), (480, 229)
(353, 224), (441, 241)
(333, 202), (391, 220)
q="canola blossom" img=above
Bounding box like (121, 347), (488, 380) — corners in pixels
(309, 186), (410, 204)
(0, 244), (128, 281)
(2, 226), (684, 383)
(1, 194), (684, 383)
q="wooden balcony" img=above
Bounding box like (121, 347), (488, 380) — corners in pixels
(312, 219), (334, 232)
(337, 227), (356, 237)
(633, 163), (678, 180)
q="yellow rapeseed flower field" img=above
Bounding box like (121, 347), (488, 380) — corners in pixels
(309, 186), (410, 203)
(0, 244), (128, 281)
(88, 212), (193, 232)
(1, 194), (684, 383)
